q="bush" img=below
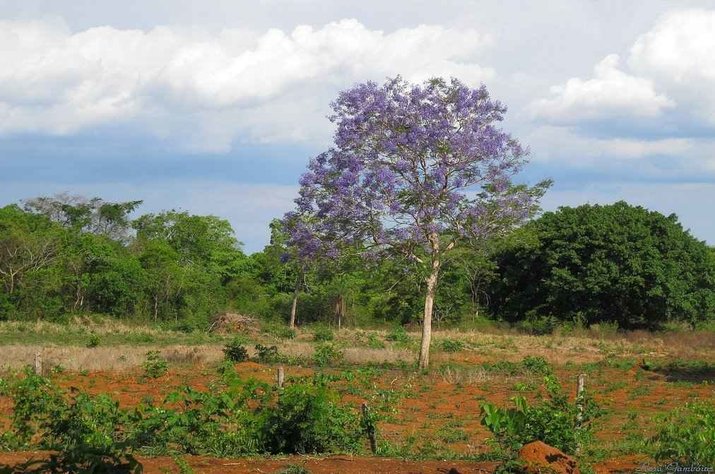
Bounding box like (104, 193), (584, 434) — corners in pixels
(480, 375), (600, 455)
(649, 401), (715, 465)
(439, 338), (465, 353)
(312, 325), (334, 342)
(87, 333), (101, 348)
(263, 324), (297, 340)
(223, 338), (249, 362)
(255, 344), (281, 363)
(1, 360), (366, 464)
(313, 343), (344, 367)
(386, 326), (410, 344)
(260, 381), (362, 454)
(142, 351), (168, 379)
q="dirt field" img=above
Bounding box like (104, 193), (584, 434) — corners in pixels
(0, 323), (713, 473)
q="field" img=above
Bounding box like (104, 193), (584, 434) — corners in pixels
(0, 318), (713, 473)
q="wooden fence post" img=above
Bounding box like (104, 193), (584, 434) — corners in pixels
(276, 366), (285, 389)
(34, 350), (42, 375)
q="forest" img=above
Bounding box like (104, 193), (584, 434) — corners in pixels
(2, 194), (713, 333)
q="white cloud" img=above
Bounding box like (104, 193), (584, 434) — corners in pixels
(531, 9), (715, 131)
(530, 54), (673, 123)
(0, 18), (493, 151)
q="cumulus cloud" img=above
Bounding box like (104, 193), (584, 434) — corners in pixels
(0, 18), (493, 151)
(530, 54), (673, 123)
(531, 9), (715, 134)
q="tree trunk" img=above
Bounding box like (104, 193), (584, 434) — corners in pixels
(289, 276), (300, 329)
(418, 233), (441, 370)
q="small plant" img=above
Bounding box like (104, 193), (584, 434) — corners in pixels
(142, 351), (168, 379)
(386, 326), (410, 344)
(480, 374), (600, 455)
(278, 464), (311, 474)
(366, 333), (385, 349)
(263, 324), (297, 340)
(312, 325), (334, 342)
(87, 333), (101, 348)
(223, 338), (249, 362)
(255, 344), (280, 363)
(313, 343), (344, 367)
(649, 400), (715, 465)
(260, 380), (362, 454)
(439, 338), (465, 353)
(521, 356), (552, 375)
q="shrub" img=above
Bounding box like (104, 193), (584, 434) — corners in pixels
(521, 356), (552, 375)
(263, 324), (296, 340)
(87, 333), (101, 348)
(649, 401), (715, 465)
(142, 351), (168, 379)
(312, 325), (334, 342)
(255, 344), (281, 363)
(480, 375), (600, 455)
(313, 343), (344, 367)
(260, 381), (362, 454)
(439, 338), (465, 353)
(366, 334), (385, 349)
(386, 326), (410, 344)
(223, 338), (249, 362)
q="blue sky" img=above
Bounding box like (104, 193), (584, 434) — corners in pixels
(1, 0), (714, 252)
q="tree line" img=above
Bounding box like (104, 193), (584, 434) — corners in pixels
(1, 194), (713, 333)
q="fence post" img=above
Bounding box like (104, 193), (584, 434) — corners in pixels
(276, 366), (285, 389)
(34, 350), (43, 375)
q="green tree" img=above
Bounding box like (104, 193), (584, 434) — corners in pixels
(489, 201), (715, 329)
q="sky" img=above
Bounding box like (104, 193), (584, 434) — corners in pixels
(1, 0), (714, 253)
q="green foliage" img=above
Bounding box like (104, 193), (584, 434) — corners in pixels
(223, 338), (249, 362)
(313, 343), (344, 367)
(278, 465), (311, 474)
(262, 323), (297, 340)
(480, 375), (600, 455)
(1, 370), (365, 465)
(2, 368), (141, 472)
(386, 326), (410, 344)
(490, 202), (715, 329)
(260, 380), (362, 454)
(142, 351), (168, 379)
(255, 344), (281, 363)
(649, 401), (715, 465)
(312, 325), (334, 342)
(439, 338), (465, 353)
(87, 333), (101, 348)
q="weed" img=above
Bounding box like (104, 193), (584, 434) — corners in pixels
(87, 333), (101, 348)
(223, 338), (249, 362)
(439, 338), (465, 353)
(386, 326), (410, 344)
(255, 344), (281, 363)
(480, 374), (601, 455)
(313, 343), (344, 367)
(142, 351), (168, 379)
(312, 325), (334, 342)
(649, 400), (715, 465)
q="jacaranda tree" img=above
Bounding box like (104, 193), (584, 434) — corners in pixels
(287, 77), (548, 368)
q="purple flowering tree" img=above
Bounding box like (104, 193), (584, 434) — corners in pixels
(287, 77), (548, 369)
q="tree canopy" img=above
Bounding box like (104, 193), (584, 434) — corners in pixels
(488, 201), (715, 329)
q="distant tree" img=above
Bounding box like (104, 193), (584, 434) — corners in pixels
(23, 194), (142, 242)
(489, 201), (715, 329)
(287, 77), (548, 368)
(0, 205), (60, 295)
